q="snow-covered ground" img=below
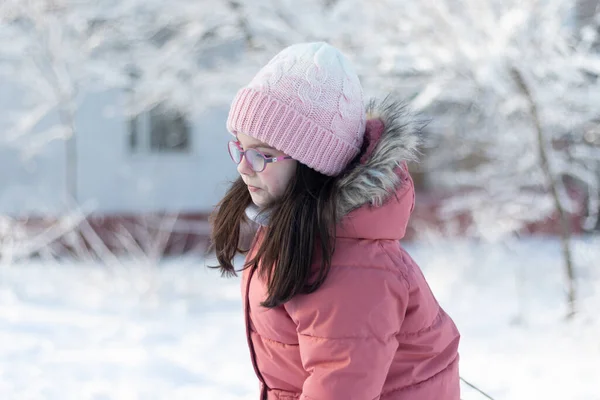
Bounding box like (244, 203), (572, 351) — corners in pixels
(0, 236), (598, 400)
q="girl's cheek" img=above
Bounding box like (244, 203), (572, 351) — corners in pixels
(269, 174), (286, 197)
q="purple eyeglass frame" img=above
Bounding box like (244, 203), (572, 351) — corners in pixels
(228, 140), (293, 172)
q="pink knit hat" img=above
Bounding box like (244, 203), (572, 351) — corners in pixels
(226, 42), (366, 176)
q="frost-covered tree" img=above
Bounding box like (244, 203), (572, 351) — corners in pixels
(0, 0), (98, 202)
(356, 0), (600, 317)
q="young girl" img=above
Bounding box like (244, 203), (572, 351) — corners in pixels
(210, 42), (460, 400)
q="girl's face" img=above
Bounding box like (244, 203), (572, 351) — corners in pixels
(235, 132), (297, 208)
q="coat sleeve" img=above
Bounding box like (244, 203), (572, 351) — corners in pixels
(284, 265), (409, 400)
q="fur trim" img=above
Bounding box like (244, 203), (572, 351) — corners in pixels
(335, 96), (424, 220)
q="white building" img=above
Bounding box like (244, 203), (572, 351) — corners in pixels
(0, 83), (238, 218)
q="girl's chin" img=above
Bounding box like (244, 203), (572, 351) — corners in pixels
(250, 192), (268, 207)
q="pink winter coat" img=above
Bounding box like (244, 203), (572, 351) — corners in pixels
(241, 99), (461, 400)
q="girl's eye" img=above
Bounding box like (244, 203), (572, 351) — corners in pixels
(264, 154), (273, 158)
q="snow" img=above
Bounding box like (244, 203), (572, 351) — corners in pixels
(0, 236), (599, 400)
(406, 236), (600, 400)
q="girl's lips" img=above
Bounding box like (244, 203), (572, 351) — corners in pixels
(248, 185), (261, 192)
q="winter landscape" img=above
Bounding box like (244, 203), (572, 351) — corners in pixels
(1, 0), (600, 399)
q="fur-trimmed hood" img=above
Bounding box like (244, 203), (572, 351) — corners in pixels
(335, 97), (423, 240)
(244, 97), (423, 239)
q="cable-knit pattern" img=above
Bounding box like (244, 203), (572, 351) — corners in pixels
(267, 52), (296, 91)
(250, 51), (295, 94)
(331, 52), (365, 148)
(295, 60), (326, 118)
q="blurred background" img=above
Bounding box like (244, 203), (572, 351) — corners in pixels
(0, 0), (599, 399)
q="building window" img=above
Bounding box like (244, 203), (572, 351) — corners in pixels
(129, 104), (191, 153)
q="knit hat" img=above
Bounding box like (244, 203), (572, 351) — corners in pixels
(226, 42), (366, 176)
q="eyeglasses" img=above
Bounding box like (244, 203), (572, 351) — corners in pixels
(228, 141), (293, 172)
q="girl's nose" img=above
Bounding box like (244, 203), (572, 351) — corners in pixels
(237, 155), (255, 176)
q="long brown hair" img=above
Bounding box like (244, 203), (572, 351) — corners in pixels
(208, 163), (338, 308)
